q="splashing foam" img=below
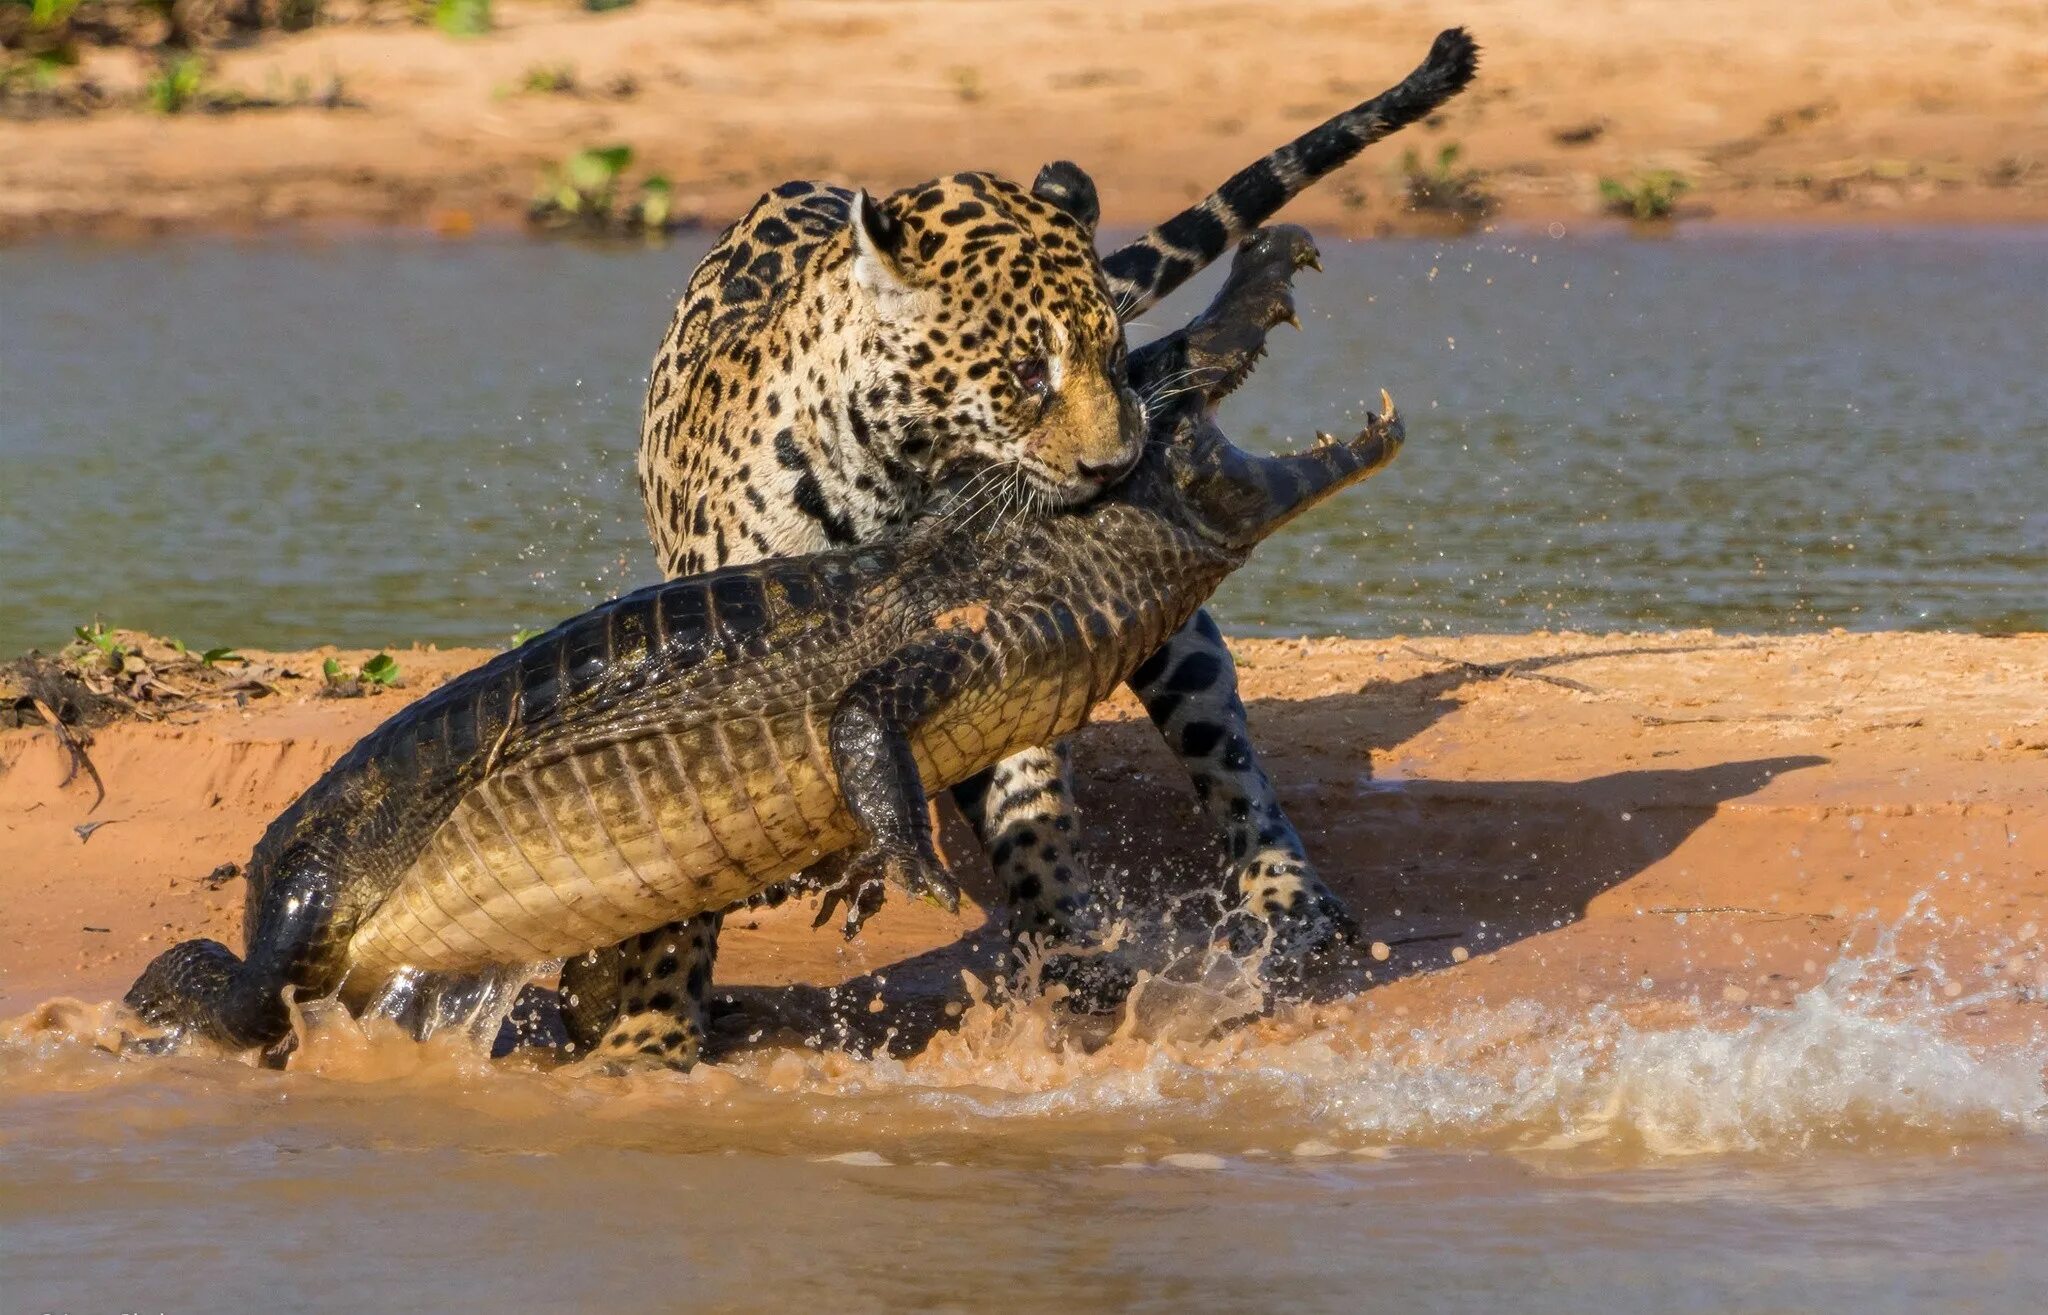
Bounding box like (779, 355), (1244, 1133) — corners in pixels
(7, 919), (2043, 1163)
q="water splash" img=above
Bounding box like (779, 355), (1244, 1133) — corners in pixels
(5, 913), (2042, 1166)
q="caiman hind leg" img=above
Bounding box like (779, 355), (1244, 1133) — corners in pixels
(555, 943), (623, 1056)
(823, 637), (977, 923)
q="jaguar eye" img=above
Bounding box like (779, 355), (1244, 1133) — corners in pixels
(1010, 356), (1051, 396)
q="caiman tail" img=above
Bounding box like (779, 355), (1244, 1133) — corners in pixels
(124, 861), (341, 1049)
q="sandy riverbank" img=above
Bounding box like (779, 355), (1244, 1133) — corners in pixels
(4, 0), (2047, 243)
(4, 630), (2044, 1060)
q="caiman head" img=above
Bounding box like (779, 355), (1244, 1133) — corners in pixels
(1120, 225), (1406, 553)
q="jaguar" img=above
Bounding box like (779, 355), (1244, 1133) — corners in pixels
(564, 28), (1480, 1067)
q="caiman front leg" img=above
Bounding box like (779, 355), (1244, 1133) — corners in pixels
(815, 636), (980, 937)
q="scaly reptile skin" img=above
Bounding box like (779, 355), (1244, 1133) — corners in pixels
(123, 226), (1405, 1053)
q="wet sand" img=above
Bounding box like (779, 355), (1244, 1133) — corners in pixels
(4, 0), (2047, 242)
(5, 630), (2045, 1057)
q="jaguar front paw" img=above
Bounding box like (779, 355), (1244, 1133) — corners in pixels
(1222, 855), (1359, 984)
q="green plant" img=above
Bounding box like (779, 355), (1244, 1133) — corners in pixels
(71, 622), (133, 672)
(25, 0), (86, 28)
(432, 0), (490, 37)
(147, 53), (208, 114)
(509, 626), (545, 647)
(163, 636), (242, 665)
(1598, 170), (1691, 222)
(324, 652), (400, 689)
(536, 143), (631, 216)
(1396, 141), (1495, 224)
(582, 0), (635, 11)
(9, 0), (82, 50)
(633, 173), (672, 230)
(529, 144), (683, 235)
(519, 62), (575, 94)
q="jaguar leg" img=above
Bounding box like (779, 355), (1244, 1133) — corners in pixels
(952, 746), (1138, 1008)
(952, 743), (1105, 944)
(1129, 608), (1357, 969)
(556, 943), (624, 1056)
(577, 915), (721, 1071)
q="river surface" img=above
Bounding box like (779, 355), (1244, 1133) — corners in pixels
(4, 230), (2046, 1310)
(5, 934), (2048, 1312)
(2, 228), (2044, 656)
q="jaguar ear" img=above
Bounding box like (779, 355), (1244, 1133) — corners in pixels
(1031, 161), (1100, 233)
(850, 189), (910, 294)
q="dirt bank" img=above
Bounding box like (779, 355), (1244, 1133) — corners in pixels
(4, 630), (2045, 1057)
(4, 0), (2046, 243)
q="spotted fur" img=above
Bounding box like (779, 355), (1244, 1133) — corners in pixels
(569, 30), (1480, 1067)
(638, 172), (1145, 579)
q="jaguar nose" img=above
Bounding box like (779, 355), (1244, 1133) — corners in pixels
(1077, 451), (1137, 483)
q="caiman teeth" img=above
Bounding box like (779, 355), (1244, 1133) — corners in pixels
(1379, 388), (1397, 424)
(1207, 341), (1268, 403)
(1313, 431), (1340, 450)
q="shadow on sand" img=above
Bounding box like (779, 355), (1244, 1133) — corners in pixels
(652, 643), (1824, 1061)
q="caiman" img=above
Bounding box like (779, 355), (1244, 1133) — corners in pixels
(123, 225), (1406, 1054)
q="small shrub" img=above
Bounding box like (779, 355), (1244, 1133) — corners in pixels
(519, 62), (575, 94)
(529, 144), (683, 235)
(634, 173), (672, 229)
(432, 0), (490, 37)
(1598, 170), (1690, 222)
(70, 621), (134, 673)
(323, 652), (401, 692)
(146, 53), (207, 114)
(545, 143), (631, 215)
(1396, 142), (1496, 225)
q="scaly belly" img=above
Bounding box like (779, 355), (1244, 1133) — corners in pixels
(347, 708), (853, 976)
(344, 655), (1104, 979)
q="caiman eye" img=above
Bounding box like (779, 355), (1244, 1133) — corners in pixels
(1010, 356), (1051, 397)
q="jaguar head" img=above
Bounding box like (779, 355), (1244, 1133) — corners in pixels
(849, 166), (1145, 509)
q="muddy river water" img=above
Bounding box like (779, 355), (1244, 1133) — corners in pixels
(3, 229), (2046, 1309)
(5, 939), (2046, 1310)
